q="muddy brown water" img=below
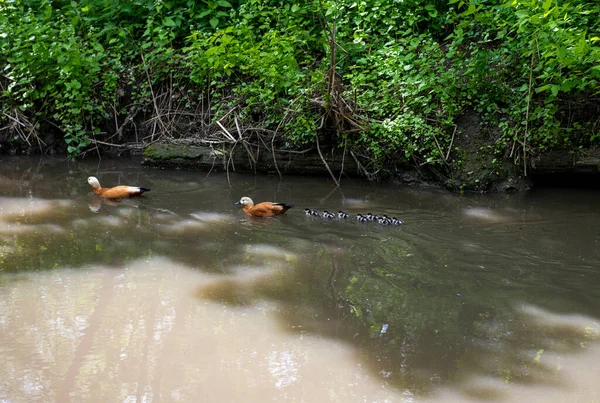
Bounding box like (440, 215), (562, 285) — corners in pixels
(0, 156), (599, 402)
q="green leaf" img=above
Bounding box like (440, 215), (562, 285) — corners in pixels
(205, 47), (221, 57)
(209, 18), (219, 28)
(197, 10), (212, 18)
(217, 0), (232, 7)
(536, 84), (552, 93)
(462, 3), (478, 16)
(542, 0), (553, 12)
(515, 10), (529, 19)
(164, 17), (176, 27)
(561, 79), (578, 92)
(551, 85), (559, 96)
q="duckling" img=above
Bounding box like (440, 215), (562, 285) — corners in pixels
(378, 217), (390, 225)
(391, 217), (404, 225)
(235, 196), (294, 217)
(87, 176), (150, 199)
(381, 215), (394, 225)
(311, 209), (320, 216)
(304, 208), (313, 216)
(338, 210), (350, 219)
(369, 213), (381, 222)
(322, 210), (336, 219)
(356, 214), (369, 222)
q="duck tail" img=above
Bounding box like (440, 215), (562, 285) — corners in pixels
(139, 187), (151, 193)
(274, 203), (294, 211)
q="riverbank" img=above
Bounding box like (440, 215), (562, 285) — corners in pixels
(139, 142), (600, 192)
(4, 135), (600, 192)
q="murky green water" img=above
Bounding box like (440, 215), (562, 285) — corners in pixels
(0, 156), (599, 402)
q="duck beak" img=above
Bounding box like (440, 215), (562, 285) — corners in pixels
(234, 201), (241, 205)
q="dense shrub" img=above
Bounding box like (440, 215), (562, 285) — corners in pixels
(0, 0), (598, 170)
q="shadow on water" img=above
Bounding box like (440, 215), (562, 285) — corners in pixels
(1, 156), (600, 401)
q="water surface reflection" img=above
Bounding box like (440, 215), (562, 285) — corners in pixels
(0, 259), (406, 402)
(0, 156), (599, 402)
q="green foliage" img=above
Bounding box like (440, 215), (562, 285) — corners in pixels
(0, 0), (598, 167)
(1, 1), (104, 154)
(345, 36), (459, 164)
(447, 0), (600, 152)
(183, 0), (326, 143)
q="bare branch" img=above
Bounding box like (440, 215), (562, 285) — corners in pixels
(316, 135), (340, 187)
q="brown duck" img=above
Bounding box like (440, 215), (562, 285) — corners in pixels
(235, 196), (293, 217)
(87, 176), (150, 199)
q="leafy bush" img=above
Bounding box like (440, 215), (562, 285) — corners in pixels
(0, 0), (598, 170)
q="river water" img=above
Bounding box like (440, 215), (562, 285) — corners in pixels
(0, 156), (599, 402)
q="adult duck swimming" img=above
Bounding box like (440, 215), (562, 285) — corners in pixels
(235, 196), (294, 217)
(87, 176), (150, 199)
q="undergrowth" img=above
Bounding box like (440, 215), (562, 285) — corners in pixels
(0, 0), (598, 177)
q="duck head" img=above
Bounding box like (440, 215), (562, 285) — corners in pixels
(235, 197), (254, 207)
(87, 176), (101, 189)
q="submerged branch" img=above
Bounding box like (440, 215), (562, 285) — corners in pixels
(316, 134), (340, 187)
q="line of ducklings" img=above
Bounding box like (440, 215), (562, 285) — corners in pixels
(304, 209), (404, 225)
